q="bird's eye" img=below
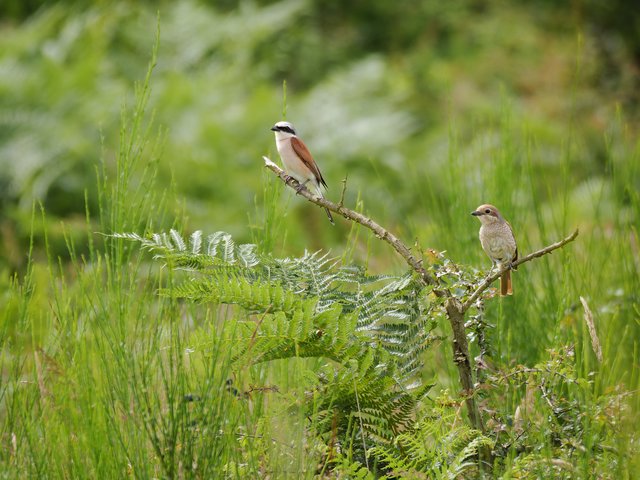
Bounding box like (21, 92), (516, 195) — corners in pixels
(485, 209), (491, 214)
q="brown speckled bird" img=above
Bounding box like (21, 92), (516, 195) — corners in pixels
(471, 204), (518, 296)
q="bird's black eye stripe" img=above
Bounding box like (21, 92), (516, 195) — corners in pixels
(281, 126), (295, 134)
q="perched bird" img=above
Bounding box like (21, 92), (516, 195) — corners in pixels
(471, 204), (518, 296)
(271, 121), (334, 224)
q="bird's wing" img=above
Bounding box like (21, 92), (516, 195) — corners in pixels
(291, 136), (328, 189)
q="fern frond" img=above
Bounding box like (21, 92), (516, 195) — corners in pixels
(113, 230), (259, 268)
(164, 275), (304, 314)
(190, 230), (202, 254)
(120, 229), (450, 475)
(368, 401), (492, 478)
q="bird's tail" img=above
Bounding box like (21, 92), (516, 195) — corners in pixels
(500, 269), (513, 296)
(315, 188), (334, 225)
(324, 208), (334, 224)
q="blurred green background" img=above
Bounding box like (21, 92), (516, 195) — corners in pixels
(1, 0), (639, 476)
(1, 0), (637, 260)
(1, 0), (638, 362)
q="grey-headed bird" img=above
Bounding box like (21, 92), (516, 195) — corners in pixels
(471, 204), (518, 296)
(271, 121), (334, 224)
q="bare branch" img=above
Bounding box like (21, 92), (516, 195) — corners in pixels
(263, 156), (443, 291)
(338, 175), (348, 208)
(461, 229), (579, 312)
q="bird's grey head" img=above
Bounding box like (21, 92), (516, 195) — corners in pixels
(270, 121), (297, 136)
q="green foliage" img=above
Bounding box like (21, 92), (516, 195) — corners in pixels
(0, 40), (255, 479)
(327, 456), (377, 479)
(368, 396), (493, 479)
(116, 229), (440, 376)
(116, 228), (639, 477)
(486, 346), (638, 478)
(1, 0), (639, 478)
(117, 230), (440, 472)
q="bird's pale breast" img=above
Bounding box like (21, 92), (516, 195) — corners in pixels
(276, 139), (311, 183)
(479, 223), (516, 264)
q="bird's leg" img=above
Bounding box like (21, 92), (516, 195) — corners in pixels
(483, 261), (499, 292)
(489, 261), (499, 275)
(295, 180), (310, 194)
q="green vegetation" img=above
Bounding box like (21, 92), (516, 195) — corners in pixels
(1, 1), (638, 478)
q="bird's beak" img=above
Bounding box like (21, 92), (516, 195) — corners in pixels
(471, 210), (482, 216)
(270, 126), (278, 132)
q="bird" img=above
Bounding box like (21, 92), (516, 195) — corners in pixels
(471, 204), (518, 296)
(271, 121), (334, 224)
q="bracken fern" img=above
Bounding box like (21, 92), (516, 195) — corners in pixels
(117, 229), (446, 472)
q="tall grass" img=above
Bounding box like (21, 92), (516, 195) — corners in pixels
(0, 42), (261, 478)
